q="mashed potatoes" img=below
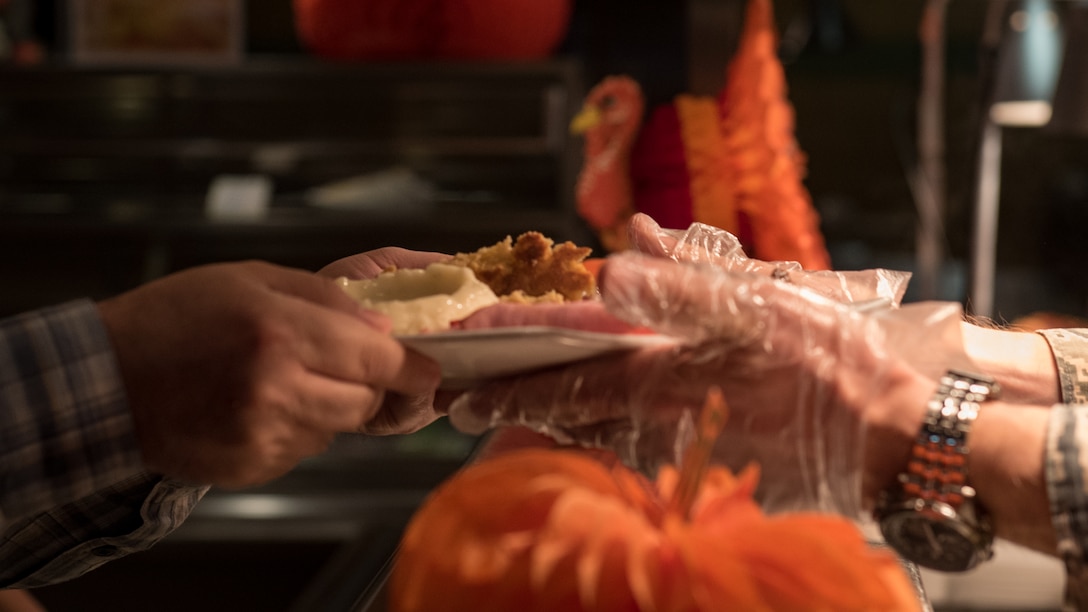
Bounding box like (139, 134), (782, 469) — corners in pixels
(336, 263), (499, 335)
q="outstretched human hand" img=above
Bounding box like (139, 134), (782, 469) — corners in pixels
(451, 252), (968, 516)
(98, 260), (441, 488)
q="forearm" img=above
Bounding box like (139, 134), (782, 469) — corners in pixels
(939, 325), (1063, 555)
(0, 300), (145, 526)
(1, 476), (207, 588)
(0, 302), (208, 588)
(961, 322), (1061, 405)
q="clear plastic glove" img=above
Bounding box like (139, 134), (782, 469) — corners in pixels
(627, 213), (912, 306)
(450, 252), (970, 517)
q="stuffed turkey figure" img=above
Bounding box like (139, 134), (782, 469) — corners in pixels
(572, 0), (831, 271)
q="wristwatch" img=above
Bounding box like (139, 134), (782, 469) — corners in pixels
(874, 369), (999, 572)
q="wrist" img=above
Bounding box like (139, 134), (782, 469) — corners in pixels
(874, 370), (1002, 571)
(860, 362), (934, 508)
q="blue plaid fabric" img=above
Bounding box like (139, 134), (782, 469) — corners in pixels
(0, 300), (205, 587)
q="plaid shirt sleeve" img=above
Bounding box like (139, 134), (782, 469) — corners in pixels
(0, 300), (207, 587)
(1039, 328), (1088, 611)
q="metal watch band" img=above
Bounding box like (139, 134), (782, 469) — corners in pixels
(898, 370), (1000, 509)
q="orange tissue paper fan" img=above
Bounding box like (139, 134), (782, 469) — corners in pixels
(293, 0), (572, 61)
(389, 389), (920, 612)
(571, 0), (830, 271)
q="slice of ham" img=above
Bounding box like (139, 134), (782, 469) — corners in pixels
(454, 301), (649, 334)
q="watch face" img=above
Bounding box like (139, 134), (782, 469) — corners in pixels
(881, 510), (985, 572)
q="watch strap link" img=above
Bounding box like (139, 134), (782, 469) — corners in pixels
(899, 370), (999, 511)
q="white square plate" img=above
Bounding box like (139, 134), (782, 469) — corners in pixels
(398, 327), (677, 388)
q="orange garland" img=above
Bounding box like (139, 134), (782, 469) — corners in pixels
(675, 95), (740, 238)
(717, 0), (831, 269)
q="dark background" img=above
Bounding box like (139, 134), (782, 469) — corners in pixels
(4, 2), (1085, 611)
(4, 0), (1087, 322)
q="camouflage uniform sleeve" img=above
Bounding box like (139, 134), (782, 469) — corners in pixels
(1038, 329), (1088, 611)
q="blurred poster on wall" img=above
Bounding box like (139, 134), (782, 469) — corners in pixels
(68, 0), (243, 65)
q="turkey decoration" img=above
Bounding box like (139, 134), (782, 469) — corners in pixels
(293, 0), (571, 61)
(572, 0), (831, 270)
(389, 390), (920, 611)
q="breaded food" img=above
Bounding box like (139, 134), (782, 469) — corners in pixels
(449, 231), (597, 302)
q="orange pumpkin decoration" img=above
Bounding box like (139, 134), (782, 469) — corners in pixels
(390, 390), (920, 611)
(292, 0), (573, 61)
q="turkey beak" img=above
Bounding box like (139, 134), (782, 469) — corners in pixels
(570, 105), (602, 134)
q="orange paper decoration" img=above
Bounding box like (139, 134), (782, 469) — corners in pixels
(571, 0), (831, 269)
(390, 391), (919, 611)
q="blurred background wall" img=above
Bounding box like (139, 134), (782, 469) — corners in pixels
(3, 0), (1087, 322)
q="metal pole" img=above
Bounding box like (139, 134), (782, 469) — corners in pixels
(968, 0), (1010, 318)
(915, 0), (949, 301)
(970, 119), (1003, 318)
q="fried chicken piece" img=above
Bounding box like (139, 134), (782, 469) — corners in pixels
(449, 232), (597, 302)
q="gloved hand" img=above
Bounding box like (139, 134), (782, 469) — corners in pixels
(450, 251), (969, 517)
(626, 213), (912, 306)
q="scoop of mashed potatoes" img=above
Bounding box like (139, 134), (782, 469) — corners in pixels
(336, 263), (499, 335)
